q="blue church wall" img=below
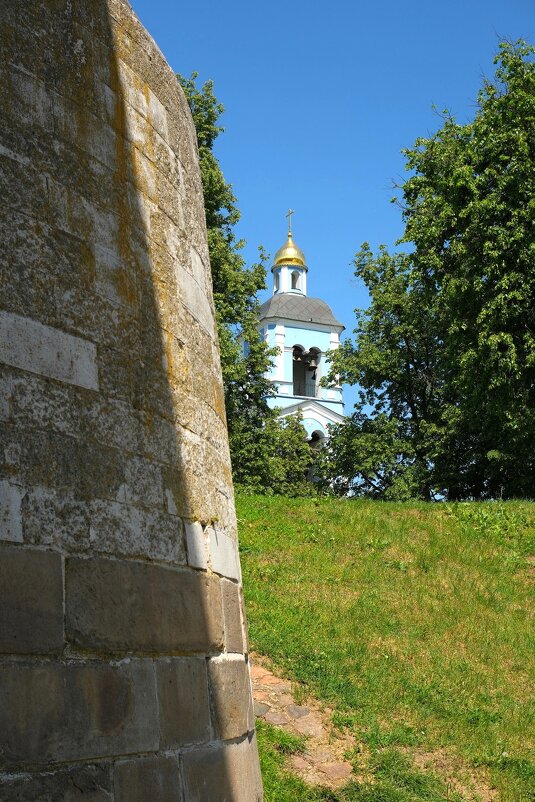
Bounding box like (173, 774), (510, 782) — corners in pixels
(262, 323), (330, 352)
(284, 324), (331, 353)
(283, 349), (293, 380)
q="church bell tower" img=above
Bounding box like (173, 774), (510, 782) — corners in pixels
(258, 212), (345, 442)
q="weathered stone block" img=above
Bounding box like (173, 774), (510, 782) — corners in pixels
(0, 246), (59, 331)
(241, 594), (250, 655)
(14, 427), (126, 502)
(156, 657), (211, 747)
(221, 579), (245, 654)
(182, 734), (263, 802)
(0, 310), (98, 390)
(96, 343), (139, 404)
(82, 397), (142, 455)
(1, 64), (55, 130)
(0, 151), (50, 222)
(142, 414), (180, 465)
(51, 277), (140, 355)
(0, 366), (84, 438)
(0, 545), (63, 653)
(121, 456), (163, 509)
(88, 500), (185, 564)
(0, 479), (24, 542)
(209, 527), (241, 581)
(185, 521), (208, 570)
(66, 557), (223, 653)
(22, 486), (90, 551)
(208, 655), (255, 740)
(0, 659), (158, 766)
(0, 763), (113, 801)
(114, 756), (182, 802)
(53, 92), (118, 173)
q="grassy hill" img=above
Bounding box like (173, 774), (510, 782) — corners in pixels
(236, 494), (535, 802)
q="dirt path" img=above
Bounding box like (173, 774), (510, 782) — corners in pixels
(250, 654), (499, 801)
(250, 654), (356, 789)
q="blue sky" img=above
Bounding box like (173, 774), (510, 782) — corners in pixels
(131, 0), (533, 410)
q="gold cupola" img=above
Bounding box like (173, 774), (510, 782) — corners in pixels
(272, 209), (307, 270)
(272, 233), (307, 269)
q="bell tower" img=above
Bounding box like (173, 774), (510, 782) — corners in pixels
(258, 213), (345, 441)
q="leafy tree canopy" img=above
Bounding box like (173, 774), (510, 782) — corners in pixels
(178, 73), (315, 493)
(178, 73), (274, 476)
(323, 41), (535, 500)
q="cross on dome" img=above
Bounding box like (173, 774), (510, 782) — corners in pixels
(273, 210), (306, 268)
(285, 208), (295, 235)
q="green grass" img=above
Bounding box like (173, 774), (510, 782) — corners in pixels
(257, 719), (467, 802)
(256, 721), (327, 802)
(237, 495), (535, 802)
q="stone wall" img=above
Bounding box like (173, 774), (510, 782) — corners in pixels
(0, 1), (262, 799)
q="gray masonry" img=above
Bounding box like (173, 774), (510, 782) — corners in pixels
(0, 0), (262, 799)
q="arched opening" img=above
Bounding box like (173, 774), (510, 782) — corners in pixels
(292, 345), (306, 396)
(291, 270), (301, 290)
(274, 272), (280, 293)
(309, 429), (325, 450)
(305, 347), (320, 397)
(292, 346), (320, 397)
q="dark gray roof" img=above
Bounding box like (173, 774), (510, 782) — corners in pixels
(258, 293), (344, 329)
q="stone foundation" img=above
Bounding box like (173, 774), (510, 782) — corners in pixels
(0, 0), (262, 799)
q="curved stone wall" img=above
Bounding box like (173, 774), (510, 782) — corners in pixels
(0, 1), (262, 799)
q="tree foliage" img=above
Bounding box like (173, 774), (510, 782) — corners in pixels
(178, 74), (274, 474)
(178, 73), (314, 493)
(323, 41), (535, 500)
(235, 411), (315, 496)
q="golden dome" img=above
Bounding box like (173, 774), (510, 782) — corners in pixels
(272, 233), (307, 268)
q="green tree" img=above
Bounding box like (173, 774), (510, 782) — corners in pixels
(267, 412), (315, 496)
(325, 41), (535, 500)
(177, 73), (275, 478)
(235, 411), (315, 496)
(178, 73), (316, 493)
(319, 245), (442, 499)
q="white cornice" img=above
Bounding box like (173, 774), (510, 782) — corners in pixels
(276, 399), (345, 425)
